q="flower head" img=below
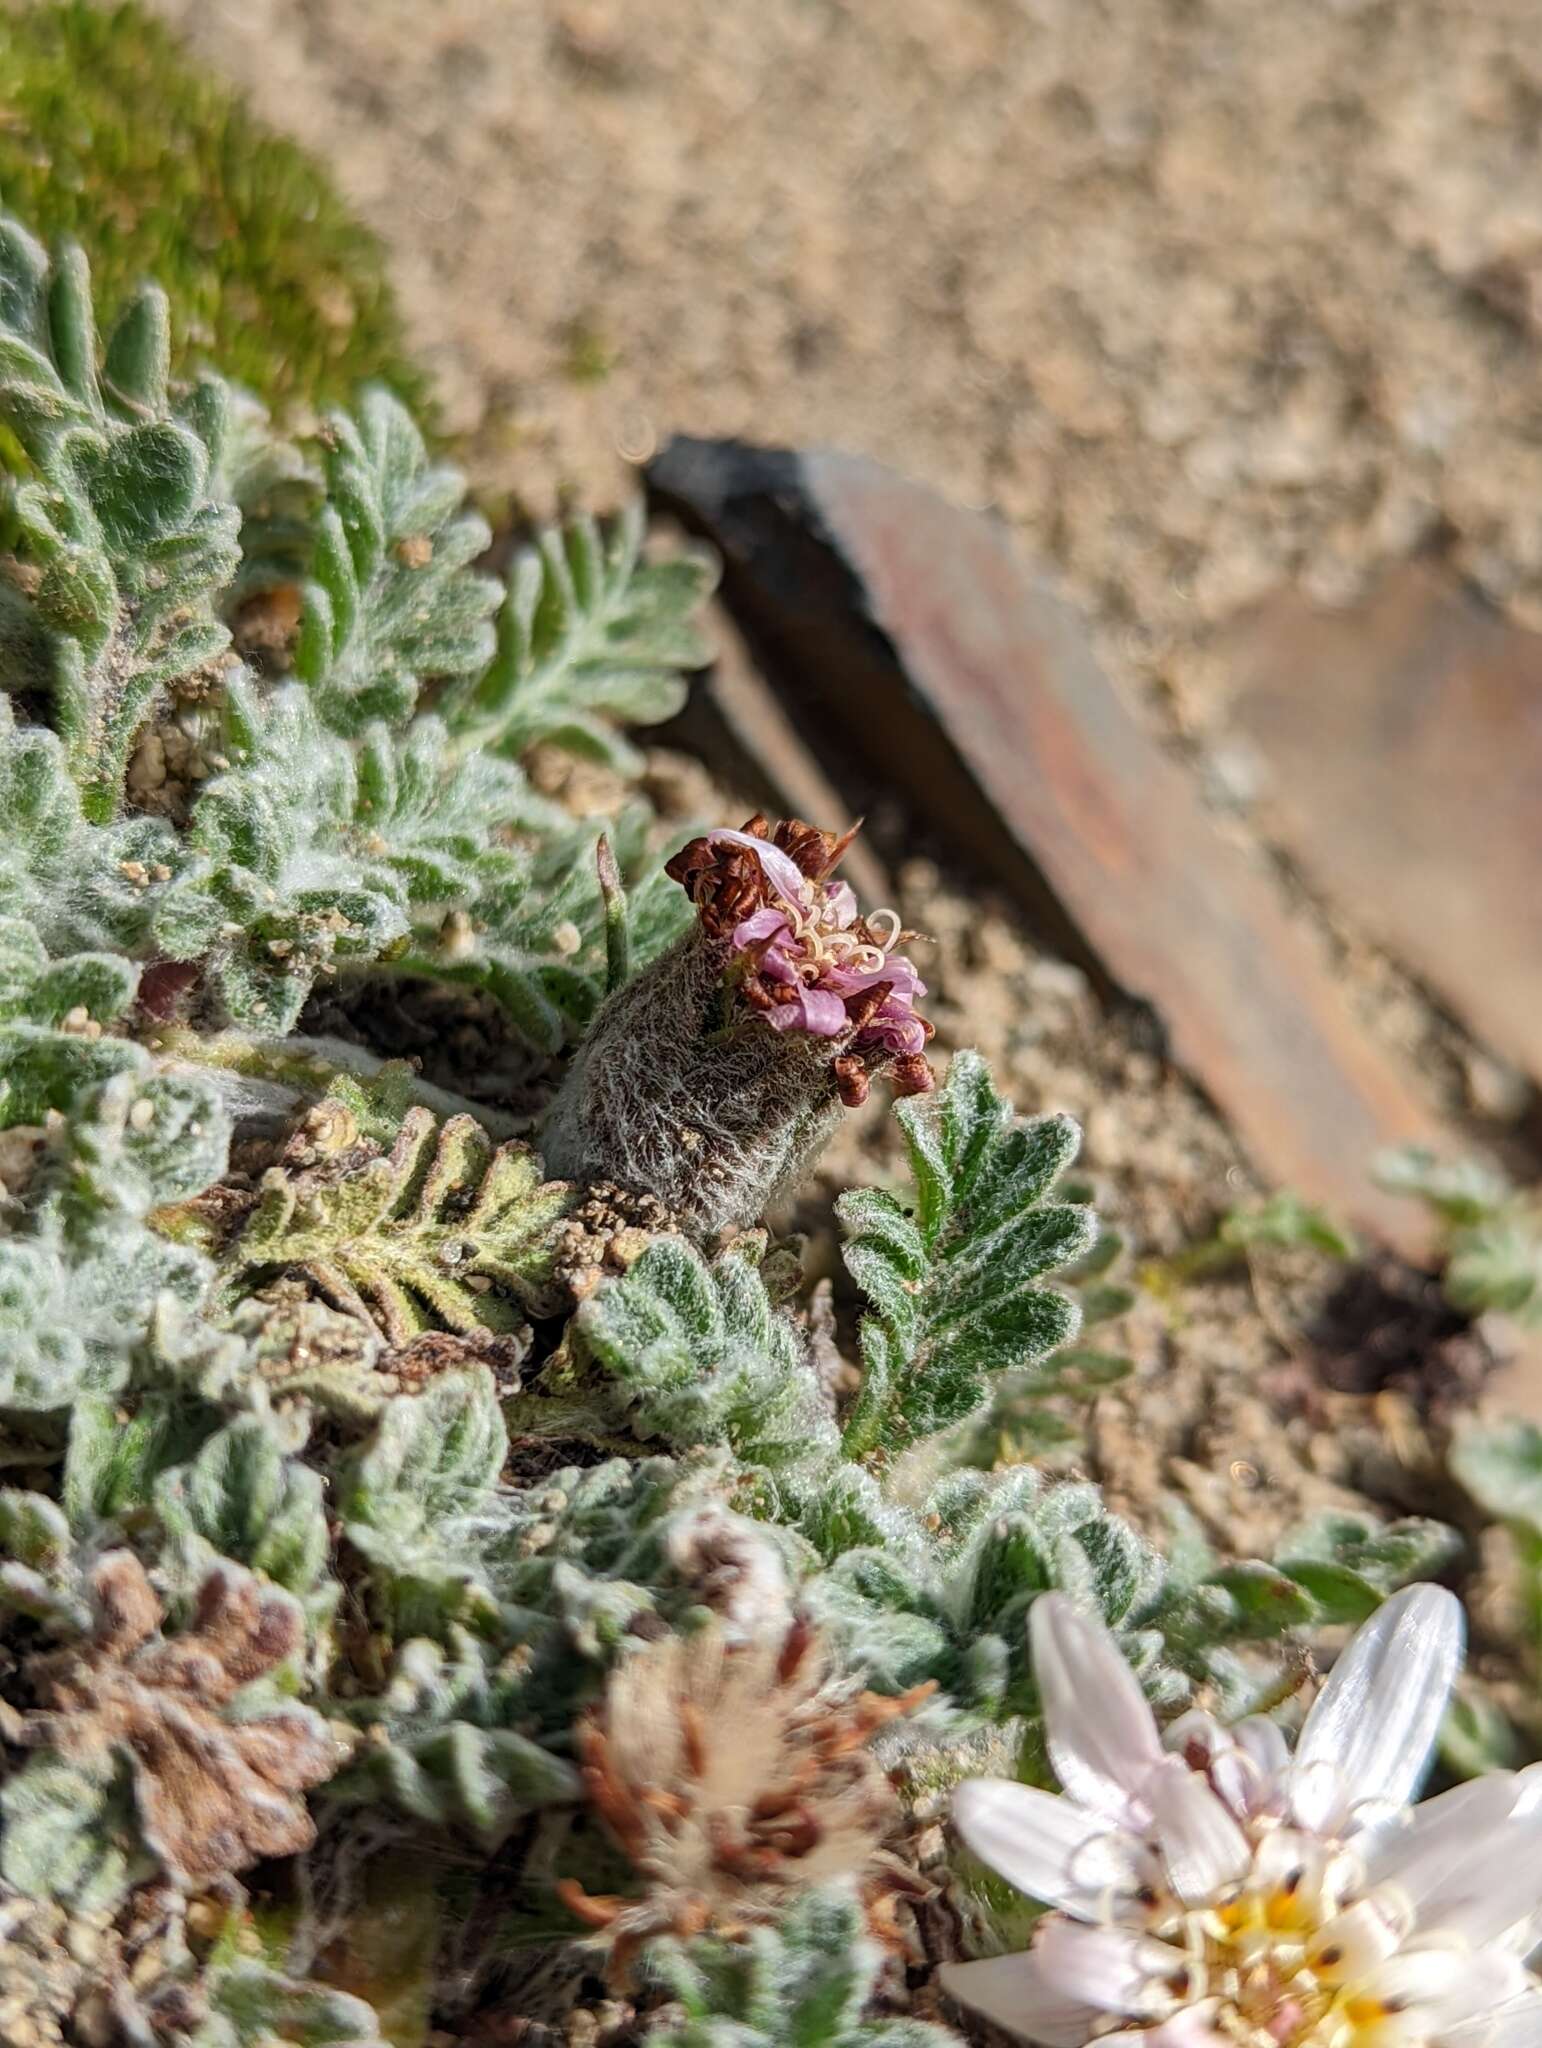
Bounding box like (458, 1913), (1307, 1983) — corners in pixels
(557, 1617), (933, 1979)
(665, 816), (934, 1105)
(945, 1586), (1542, 2048)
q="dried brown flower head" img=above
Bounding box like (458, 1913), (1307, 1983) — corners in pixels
(557, 1617), (932, 1978)
(22, 1551), (341, 1890)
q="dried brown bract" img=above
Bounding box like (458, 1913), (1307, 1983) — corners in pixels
(557, 1617), (933, 1978)
(21, 1552), (341, 1890)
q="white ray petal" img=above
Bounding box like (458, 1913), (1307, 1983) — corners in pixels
(1032, 1917), (1179, 2016)
(1304, 1899), (1403, 1984)
(1030, 1593), (1164, 1823)
(1442, 1993), (1542, 2048)
(1362, 1773), (1518, 1897)
(1293, 1585), (1463, 1826)
(1144, 1759), (1250, 1905)
(941, 1952), (1102, 2046)
(952, 1779), (1121, 1916)
(1232, 1713), (1290, 1790)
(1369, 1948), (1530, 2029)
(1368, 1777), (1542, 1945)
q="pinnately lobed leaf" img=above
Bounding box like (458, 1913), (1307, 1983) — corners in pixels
(219, 1103), (574, 1341)
(0, 219), (240, 820)
(0, 200), (711, 1059)
(292, 387), (501, 735)
(438, 500), (716, 773)
(0, 1072), (222, 1412)
(839, 1048), (1097, 1452)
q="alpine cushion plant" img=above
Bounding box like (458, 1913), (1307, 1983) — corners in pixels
(0, 191), (1502, 2048)
(945, 1588), (1542, 2048)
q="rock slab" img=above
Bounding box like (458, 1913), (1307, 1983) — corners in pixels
(1225, 562), (1542, 1092)
(649, 438), (1446, 1254)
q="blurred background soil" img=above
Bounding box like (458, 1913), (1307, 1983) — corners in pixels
(133, 0), (1542, 1658)
(150, 0), (1542, 709)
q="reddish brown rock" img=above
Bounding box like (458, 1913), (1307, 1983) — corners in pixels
(1223, 562), (1542, 1093)
(649, 440), (1448, 1255)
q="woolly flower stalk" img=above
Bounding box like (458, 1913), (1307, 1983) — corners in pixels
(544, 815), (934, 1236)
(945, 1587), (1542, 2048)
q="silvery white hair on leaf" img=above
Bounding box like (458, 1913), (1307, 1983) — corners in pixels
(945, 1585), (1542, 2048)
(662, 1501), (794, 1644)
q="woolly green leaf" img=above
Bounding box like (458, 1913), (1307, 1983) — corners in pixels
(1376, 1146), (1513, 1227)
(0, 695), (181, 957)
(1377, 1149), (1542, 1326)
(63, 1391), (209, 1534)
(840, 1050), (1095, 1450)
(1440, 1683), (1525, 1782)
(0, 1216), (204, 1412)
(0, 1487), (90, 1632)
(440, 502), (714, 772)
(220, 1103), (572, 1342)
(0, 1750), (153, 1911)
(0, 1072), (216, 1411)
(385, 805), (693, 1059)
(0, 219), (240, 817)
(1276, 1510), (1461, 1625)
(154, 1417), (332, 1603)
(156, 678), (611, 1043)
(63, 1067), (231, 1212)
(647, 1888), (954, 2048)
(341, 1370), (507, 1542)
(0, 1020), (146, 1128)
(192, 1963), (390, 2048)
(1219, 1190), (1358, 1261)
(572, 1234), (835, 1471)
(102, 281), (171, 414)
(294, 388), (500, 733)
(1451, 1418), (1542, 1536)
(334, 1713), (578, 1851)
(156, 679), (411, 1033)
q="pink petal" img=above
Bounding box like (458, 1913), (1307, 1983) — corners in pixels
(823, 952), (927, 1000)
(855, 1009), (928, 1055)
(1030, 1594), (1164, 1825)
(733, 906), (794, 946)
(765, 988), (849, 1037)
(707, 828), (811, 907)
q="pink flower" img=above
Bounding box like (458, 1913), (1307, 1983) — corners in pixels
(667, 817), (934, 1089)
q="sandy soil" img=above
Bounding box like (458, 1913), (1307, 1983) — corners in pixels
(150, 0), (1542, 721)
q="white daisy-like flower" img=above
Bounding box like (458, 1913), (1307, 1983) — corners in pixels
(945, 1586), (1542, 2048)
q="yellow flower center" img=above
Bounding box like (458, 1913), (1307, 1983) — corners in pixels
(1139, 1856), (1414, 2048)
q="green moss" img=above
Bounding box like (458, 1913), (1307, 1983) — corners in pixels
(0, 0), (428, 418)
